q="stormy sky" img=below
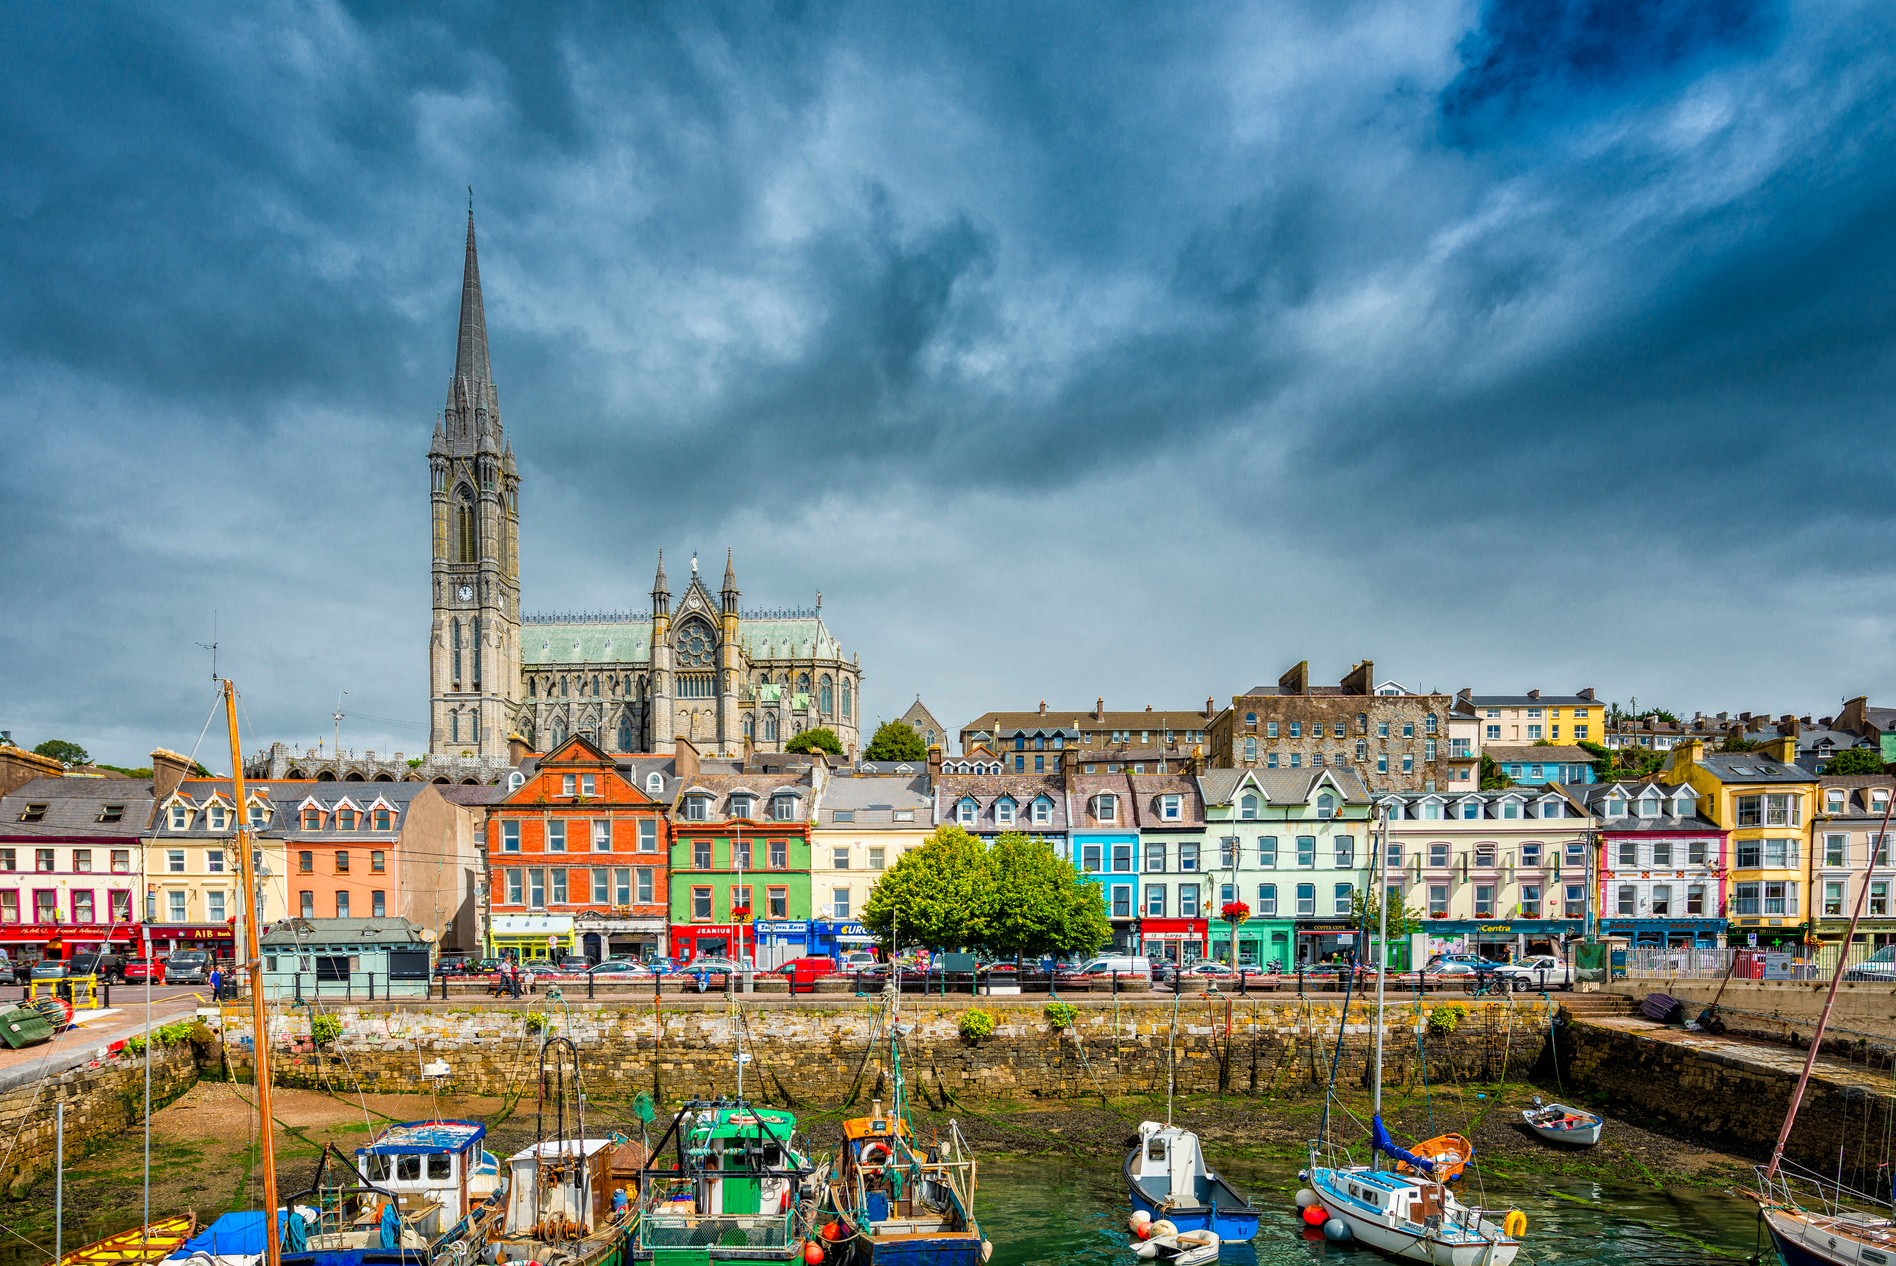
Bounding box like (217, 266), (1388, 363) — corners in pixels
(4, 0), (1895, 769)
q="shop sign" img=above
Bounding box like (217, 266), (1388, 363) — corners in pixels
(757, 920), (810, 934)
(1476, 924), (1514, 934)
(0, 925), (140, 941)
(1298, 922), (1354, 934)
(143, 925), (231, 940)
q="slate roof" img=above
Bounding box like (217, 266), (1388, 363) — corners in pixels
(816, 774), (933, 828)
(1485, 746), (1596, 765)
(1127, 774), (1206, 828)
(852, 760), (927, 775)
(523, 615), (840, 668)
(436, 785), (503, 807)
(961, 709), (1214, 738)
(0, 776), (155, 839)
(1465, 695), (1597, 708)
(1698, 753), (1818, 784)
(1814, 775), (1896, 818)
(1068, 772), (1133, 830)
(1197, 767), (1373, 806)
(1562, 781), (1716, 832)
(1864, 708), (1896, 734)
(934, 773), (1069, 832)
(670, 772), (814, 823)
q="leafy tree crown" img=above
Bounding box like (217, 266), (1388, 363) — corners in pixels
(785, 727), (844, 756)
(1825, 748), (1887, 776)
(864, 721), (928, 762)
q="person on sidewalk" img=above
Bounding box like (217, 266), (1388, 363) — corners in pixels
(209, 965), (224, 1001)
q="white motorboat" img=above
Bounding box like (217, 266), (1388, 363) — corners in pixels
(1521, 1097), (1603, 1146)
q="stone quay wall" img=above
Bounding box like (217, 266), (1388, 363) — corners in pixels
(0, 1040), (199, 1197)
(221, 995), (1561, 1107)
(1555, 1014), (1896, 1186)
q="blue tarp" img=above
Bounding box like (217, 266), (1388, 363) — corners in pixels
(1370, 1115), (1433, 1175)
(170, 1212), (290, 1261)
(378, 1204), (400, 1250)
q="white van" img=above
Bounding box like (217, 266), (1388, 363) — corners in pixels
(1078, 956), (1150, 978)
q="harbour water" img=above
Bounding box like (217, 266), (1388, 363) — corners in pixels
(974, 1154), (1761, 1266)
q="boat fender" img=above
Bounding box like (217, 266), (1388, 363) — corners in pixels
(1131, 1241), (1161, 1260)
(1323, 1218), (1352, 1242)
(1152, 1220), (1178, 1238)
(1294, 1187), (1319, 1208)
(981, 1239), (994, 1262)
(1301, 1206), (1328, 1227)
(1503, 1210), (1527, 1239)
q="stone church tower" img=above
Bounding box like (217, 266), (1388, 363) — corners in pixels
(428, 209), (522, 760)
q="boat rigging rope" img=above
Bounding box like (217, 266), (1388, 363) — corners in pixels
(1316, 942), (1362, 1152)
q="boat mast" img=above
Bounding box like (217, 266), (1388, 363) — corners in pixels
(223, 681), (280, 1266)
(1370, 805), (1388, 1171)
(1764, 793), (1896, 1181)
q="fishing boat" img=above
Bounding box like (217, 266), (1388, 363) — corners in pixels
(634, 1099), (824, 1261)
(824, 1096), (985, 1266)
(1299, 809), (1525, 1266)
(1124, 1122), (1259, 1241)
(58, 1216), (196, 1266)
(1122, 989), (1259, 1249)
(1750, 800), (1896, 1266)
(1520, 1098), (1602, 1147)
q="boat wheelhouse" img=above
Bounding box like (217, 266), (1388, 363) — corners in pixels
(636, 1100), (822, 1261)
(827, 1101), (984, 1266)
(1124, 1121), (1259, 1241)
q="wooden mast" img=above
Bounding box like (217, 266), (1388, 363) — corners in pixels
(222, 680), (280, 1266)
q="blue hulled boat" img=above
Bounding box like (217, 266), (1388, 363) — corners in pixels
(1123, 1121), (1260, 1241)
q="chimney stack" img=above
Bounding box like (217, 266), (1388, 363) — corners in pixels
(1094, 697), (1104, 720)
(674, 736), (700, 781)
(0, 745), (65, 800)
(1528, 689), (1540, 700)
(927, 744), (944, 780)
(149, 748), (196, 826)
(507, 732), (532, 766)
(1038, 700), (1047, 716)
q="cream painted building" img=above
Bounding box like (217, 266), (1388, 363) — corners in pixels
(808, 773), (936, 961)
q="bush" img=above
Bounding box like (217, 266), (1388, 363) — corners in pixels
(1044, 1002), (1076, 1030)
(1427, 1005), (1464, 1036)
(524, 1013), (547, 1034)
(786, 728), (845, 756)
(958, 1010), (994, 1040)
(310, 1014), (342, 1047)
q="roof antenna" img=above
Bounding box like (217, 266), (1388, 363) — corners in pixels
(196, 611), (219, 682)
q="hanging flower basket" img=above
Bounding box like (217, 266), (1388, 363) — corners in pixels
(1220, 901), (1251, 925)
(731, 905), (753, 922)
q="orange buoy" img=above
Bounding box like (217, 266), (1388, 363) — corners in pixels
(803, 1241), (824, 1264)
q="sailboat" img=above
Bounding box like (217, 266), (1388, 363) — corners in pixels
(1298, 809), (1525, 1266)
(1123, 988), (1260, 1250)
(1750, 802), (1896, 1266)
(822, 973), (988, 1266)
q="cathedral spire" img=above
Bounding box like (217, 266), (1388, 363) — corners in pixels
(721, 548), (739, 615)
(652, 549), (670, 615)
(453, 205), (492, 396)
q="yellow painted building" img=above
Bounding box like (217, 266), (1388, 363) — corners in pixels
(807, 773), (936, 963)
(1662, 737), (1817, 949)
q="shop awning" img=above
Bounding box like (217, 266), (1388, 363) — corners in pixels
(836, 934), (879, 945)
(490, 915), (575, 938)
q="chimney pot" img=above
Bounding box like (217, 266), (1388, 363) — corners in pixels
(1039, 700), (1047, 715)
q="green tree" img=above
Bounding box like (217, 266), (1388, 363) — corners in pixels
(33, 739), (88, 767)
(785, 727), (844, 756)
(1718, 734), (1762, 753)
(1350, 886), (1427, 939)
(986, 832), (1111, 959)
(1479, 754), (1513, 790)
(1825, 748), (1887, 776)
(860, 825), (993, 951)
(864, 720), (928, 762)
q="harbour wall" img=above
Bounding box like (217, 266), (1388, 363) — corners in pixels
(0, 1038), (199, 1197)
(222, 995), (1561, 1106)
(1610, 977), (1896, 1045)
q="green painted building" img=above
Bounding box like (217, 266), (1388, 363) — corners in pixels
(668, 773), (814, 964)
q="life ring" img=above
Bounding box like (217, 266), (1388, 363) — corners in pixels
(859, 1142), (892, 1171)
(1503, 1210), (1527, 1239)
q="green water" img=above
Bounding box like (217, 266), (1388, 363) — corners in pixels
(973, 1155), (1764, 1266)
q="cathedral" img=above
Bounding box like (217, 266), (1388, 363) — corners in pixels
(427, 212), (863, 761)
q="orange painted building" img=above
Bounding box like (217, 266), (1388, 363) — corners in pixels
(484, 736), (672, 962)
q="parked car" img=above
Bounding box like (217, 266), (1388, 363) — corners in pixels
(12, 955), (40, 985)
(433, 954), (472, 977)
(64, 950), (126, 982)
(522, 961), (565, 977)
(30, 962), (68, 982)
(778, 956), (838, 992)
(164, 951), (211, 985)
(1077, 956), (1151, 978)
(685, 956), (742, 975)
(557, 956), (591, 973)
(1844, 946), (1896, 982)
(588, 959), (653, 976)
(839, 951), (879, 971)
(1493, 956), (1575, 991)
(473, 958), (503, 974)
(1426, 954), (1501, 981)
(124, 957), (166, 984)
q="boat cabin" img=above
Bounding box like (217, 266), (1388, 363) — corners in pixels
(503, 1139), (616, 1238)
(840, 1106), (976, 1238)
(355, 1119), (499, 1224)
(1132, 1122), (1210, 1209)
(684, 1106), (800, 1216)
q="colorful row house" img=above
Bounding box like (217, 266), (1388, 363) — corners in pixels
(485, 737), (673, 962)
(808, 772), (934, 959)
(1381, 788), (1593, 962)
(1568, 780), (1728, 948)
(668, 764), (815, 966)
(1664, 738), (1818, 950)
(1812, 774), (1896, 953)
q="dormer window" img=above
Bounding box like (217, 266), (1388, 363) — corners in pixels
(207, 805), (227, 830)
(1673, 795), (1696, 818)
(771, 794), (798, 822)
(1240, 792), (1258, 820)
(1501, 800), (1519, 820)
(730, 795), (754, 820)
(685, 796), (709, 822)
(1876, 790), (1892, 814)
(1094, 794), (1118, 823)
(169, 805), (190, 830)
(302, 809), (320, 830)
(1316, 793), (1335, 820)
(1827, 789), (1847, 814)
(1603, 796), (1625, 819)
(1461, 800), (1480, 820)
(646, 772), (665, 795)
(1160, 795), (1182, 821)
(958, 797), (978, 826)
(1033, 797), (1052, 826)
(996, 799), (1016, 827)
(338, 808), (357, 830)
(1422, 801), (1441, 820)
(1637, 796), (1658, 818)
(249, 804), (268, 827)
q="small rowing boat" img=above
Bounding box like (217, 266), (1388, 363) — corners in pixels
(1521, 1097), (1603, 1146)
(1392, 1133), (1473, 1182)
(58, 1217), (196, 1266)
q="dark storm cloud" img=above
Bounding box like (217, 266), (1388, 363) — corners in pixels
(4, 0), (1896, 766)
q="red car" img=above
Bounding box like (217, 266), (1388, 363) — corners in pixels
(777, 956), (838, 993)
(124, 957), (165, 984)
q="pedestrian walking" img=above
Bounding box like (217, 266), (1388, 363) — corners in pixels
(209, 965), (223, 1001)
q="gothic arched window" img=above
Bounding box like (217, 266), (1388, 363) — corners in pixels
(451, 619), (462, 682)
(797, 672), (811, 696)
(763, 714), (779, 741)
(820, 676), (834, 715)
(742, 714), (754, 738)
(842, 681), (851, 719)
(450, 711), (460, 743)
(454, 486), (478, 562)
(471, 616), (482, 688)
(617, 716), (632, 751)
(551, 716), (567, 746)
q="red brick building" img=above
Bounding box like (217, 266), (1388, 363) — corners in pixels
(485, 736), (671, 962)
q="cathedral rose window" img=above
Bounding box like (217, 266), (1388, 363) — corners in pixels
(676, 624), (715, 667)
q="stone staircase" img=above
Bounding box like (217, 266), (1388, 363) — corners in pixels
(1559, 992), (1637, 1021)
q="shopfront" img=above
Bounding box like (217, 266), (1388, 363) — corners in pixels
(806, 919), (865, 961)
(1723, 921), (1812, 950)
(755, 919), (814, 967)
(1599, 918), (1727, 949)
(1423, 919), (1585, 962)
(1138, 917), (1208, 964)
(3, 923), (145, 962)
(1210, 919), (1295, 970)
(669, 923), (751, 964)
(487, 914), (575, 963)
(1295, 919), (1363, 966)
